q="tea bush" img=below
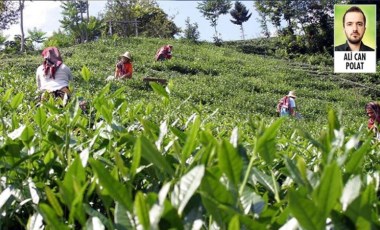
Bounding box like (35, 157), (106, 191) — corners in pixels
(0, 37), (379, 229)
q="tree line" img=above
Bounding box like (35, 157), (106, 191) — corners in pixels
(255, 0), (379, 56)
(0, 0), (379, 57)
(0, 0), (252, 52)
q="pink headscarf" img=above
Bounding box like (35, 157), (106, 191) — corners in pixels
(41, 47), (63, 79)
(366, 102), (380, 129)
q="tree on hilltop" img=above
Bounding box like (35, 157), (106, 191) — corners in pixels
(230, 1), (252, 40)
(182, 17), (200, 43)
(254, 0), (336, 54)
(60, 1), (84, 44)
(28, 27), (47, 50)
(197, 0), (231, 44)
(0, 0), (20, 31)
(135, 5), (179, 38)
(103, 0), (179, 38)
(75, 0), (90, 41)
(60, 0), (100, 44)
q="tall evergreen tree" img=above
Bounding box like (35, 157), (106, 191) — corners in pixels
(60, 1), (82, 43)
(182, 17), (200, 42)
(230, 1), (252, 40)
(257, 10), (270, 38)
(59, 1), (101, 44)
(75, 0), (89, 41)
(197, 0), (231, 43)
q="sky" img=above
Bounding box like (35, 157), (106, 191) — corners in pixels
(2, 1), (265, 42)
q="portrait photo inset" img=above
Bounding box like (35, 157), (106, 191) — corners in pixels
(334, 5), (376, 73)
(335, 6), (374, 51)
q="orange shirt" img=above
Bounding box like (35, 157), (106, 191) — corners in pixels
(115, 61), (133, 78)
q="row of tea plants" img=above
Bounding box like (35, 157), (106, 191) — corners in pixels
(0, 37), (379, 229)
(0, 76), (379, 228)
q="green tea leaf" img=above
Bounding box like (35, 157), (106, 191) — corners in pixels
(43, 102), (61, 114)
(89, 159), (133, 211)
(110, 86), (126, 98)
(312, 163), (342, 218)
(150, 82), (169, 99)
(170, 126), (187, 143)
(35, 106), (47, 130)
(182, 116), (200, 164)
(284, 157), (308, 189)
(115, 202), (134, 230)
(330, 210), (356, 230)
(296, 157), (308, 184)
(171, 165), (205, 215)
(255, 118), (283, 164)
(38, 203), (69, 229)
(134, 192), (150, 230)
(228, 215), (240, 230)
(95, 83), (111, 99)
(10, 92), (24, 109)
(81, 65), (91, 82)
(63, 157), (86, 188)
(83, 203), (114, 230)
(200, 169), (235, 222)
(289, 190), (324, 230)
(60, 157), (86, 210)
(345, 140), (371, 174)
(26, 213), (44, 230)
(218, 139), (242, 189)
(100, 105), (112, 124)
(0, 187), (13, 210)
(8, 125), (25, 140)
(327, 109), (340, 142)
(47, 131), (64, 146)
(240, 186), (265, 214)
(130, 138), (142, 180)
(340, 175), (361, 211)
(85, 217), (105, 230)
(138, 136), (174, 176)
(21, 125), (34, 143)
(251, 168), (279, 196)
(45, 187), (63, 217)
(345, 183), (375, 227)
(2, 88), (13, 103)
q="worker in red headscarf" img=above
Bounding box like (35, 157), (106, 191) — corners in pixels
(155, 44), (173, 61)
(36, 46), (73, 105)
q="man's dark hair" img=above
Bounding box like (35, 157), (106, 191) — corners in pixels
(343, 6), (366, 27)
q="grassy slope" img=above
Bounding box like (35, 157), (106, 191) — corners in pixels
(0, 37), (377, 136)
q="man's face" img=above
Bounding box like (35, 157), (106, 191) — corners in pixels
(344, 12), (366, 45)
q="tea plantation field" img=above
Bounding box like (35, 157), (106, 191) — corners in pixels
(0, 37), (379, 229)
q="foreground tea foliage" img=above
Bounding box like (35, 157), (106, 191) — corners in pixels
(0, 37), (379, 229)
(0, 82), (379, 229)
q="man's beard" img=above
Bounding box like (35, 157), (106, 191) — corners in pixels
(346, 32), (363, 45)
(348, 37), (362, 44)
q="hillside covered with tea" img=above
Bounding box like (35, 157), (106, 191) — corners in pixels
(0, 37), (380, 229)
